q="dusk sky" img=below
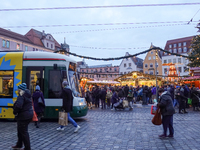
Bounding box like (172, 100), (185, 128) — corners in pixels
(1, 0), (200, 66)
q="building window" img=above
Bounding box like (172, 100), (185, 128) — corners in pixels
(178, 67), (182, 73)
(153, 56), (155, 59)
(16, 44), (20, 50)
(25, 46), (28, 51)
(145, 64), (148, 68)
(178, 43), (181, 47)
(36, 49), (38, 51)
(184, 67), (188, 72)
(164, 60), (167, 64)
(47, 43), (49, 47)
(149, 71), (153, 75)
(33, 48), (35, 51)
(100, 69), (102, 72)
(173, 44), (177, 48)
(129, 63), (131, 67)
(124, 63), (126, 67)
(178, 48), (182, 53)
(183, 47), (187, 52)
(169, 49), (172, 53)
(2, 39), (6, 47)
(173, 58), (176, 64)
(183, 42), (186, 46)
(173, 49), (177, 53)
(49, 36), (51, 40)
(110, 68), (112, 71)
(51, 44), (53, 49)
(6, 41), (10, 48)
(145, 71), (148, 74)
(86, 70), (88, 73)
(168, 59), (172, 63)
(82, 70), (84, 72)
(124, 72), (126, 74)
(151, 51), (153, 54)
(148, 57), (151, 60)
(157, 71), (159, 75)
(114, 68), (117, 72)
(156, 62), (158, 67)
(164, 68), (167, 74)
(169, 45), (172, 48)
(178, 58), (181, 63)
(121, 72), (123, 74)
(150, 63), (153, 68)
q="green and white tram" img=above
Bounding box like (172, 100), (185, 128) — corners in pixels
(0, 51), (88, 119)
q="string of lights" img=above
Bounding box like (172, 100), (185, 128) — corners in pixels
(1, 3), (200, 11)
(70, 45), (149, 50)
(57, 47), (196, 60)
(78, 71), (190, 78)
(2, 21), (198, 28)
(52, 23), (196, 34)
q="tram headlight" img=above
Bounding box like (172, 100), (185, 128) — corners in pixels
(78, 98), (86, 106)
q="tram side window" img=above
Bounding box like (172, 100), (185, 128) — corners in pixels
(0, 71), (13, 98)
(48, 70), (62, 98)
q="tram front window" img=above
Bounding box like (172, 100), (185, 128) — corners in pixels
(68, 70), (80, 97)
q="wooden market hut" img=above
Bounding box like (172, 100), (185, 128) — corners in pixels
(115, 71), (163, 87)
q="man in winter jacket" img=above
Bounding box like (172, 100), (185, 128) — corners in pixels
(12, 83), (33, 150)
(100, 87), (107, 109)
(56, 81), (80, 133)
(157, 88), (175, 138)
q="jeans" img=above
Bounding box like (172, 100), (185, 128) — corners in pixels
(147, 97), (150, 104)
(162, 115), (174, 136)
(16, 119), (32, 150)
(60, 113), (77, 128)
(173, 99), (179, 107)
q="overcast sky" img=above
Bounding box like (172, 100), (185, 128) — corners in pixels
(1, 0), (200, 66)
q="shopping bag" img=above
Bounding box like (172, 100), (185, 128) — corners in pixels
(58, 111), (68, 126)
(38, 97), (43, 104)
(32, 99), (38, 122)
(188, 98), (192, 105)
(32, 110), (38, 122)
(151, 105), (157, 115)
(152, 107), (162, 125)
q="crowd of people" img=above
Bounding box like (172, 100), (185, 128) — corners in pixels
(83, 84), (200, 113)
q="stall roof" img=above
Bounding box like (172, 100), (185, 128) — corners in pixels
(87, 80), (120, 84)
(182, 76), (200, 81)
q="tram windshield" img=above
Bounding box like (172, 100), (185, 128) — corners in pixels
(68, 62), (80, 96)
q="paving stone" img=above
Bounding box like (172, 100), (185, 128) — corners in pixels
(1, 106), (200, 150)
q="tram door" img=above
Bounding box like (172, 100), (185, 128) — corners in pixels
(26, 67), (44, 94)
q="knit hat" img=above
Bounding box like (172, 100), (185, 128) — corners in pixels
(62, 81), (69, 86)
(35, 85), (40, 91)
(18, 83), (27, 91)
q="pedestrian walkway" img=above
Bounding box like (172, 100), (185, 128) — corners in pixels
(0, 107), (200, 150)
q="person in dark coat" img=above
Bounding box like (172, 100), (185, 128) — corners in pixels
(12, 83), (33, 150)
(32, 85), (45, 128)
(191, 87), (200, 111)
(127, 90), (133, 110)
(111, 89), (118, 110)
(57, 81), (80, 133)
(157, 88), (175, 138)
(118, 87), (124, 98)
(85, 88), (92, 109)
(94, 86), (100, 108)
(142, 86), (148, 105)
(124, 85), (129, 98)
(100, 87), (107, 109)
(177, 87), (188, 114)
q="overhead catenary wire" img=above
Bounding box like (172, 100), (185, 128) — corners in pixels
(1, 3), (200, 11)
(2, 21), (199, 28)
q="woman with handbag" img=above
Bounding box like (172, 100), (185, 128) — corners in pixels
(32, 85), (45, 128)
(157, 88), (175, 138)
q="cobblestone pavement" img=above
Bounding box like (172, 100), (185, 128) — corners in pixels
(1, 104), (200, 150)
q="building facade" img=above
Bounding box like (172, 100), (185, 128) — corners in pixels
(0, 28), (61, 52)
(119, 52), (143, 74)
(143, 45), (162, 75)
(80, 64), (120, 81)
(162, 36), (194, 77)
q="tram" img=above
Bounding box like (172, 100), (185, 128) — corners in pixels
(0, 51), (88, 119)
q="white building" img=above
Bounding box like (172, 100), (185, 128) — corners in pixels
(162, 36), (194, 77)
(119, 52), (143, 74)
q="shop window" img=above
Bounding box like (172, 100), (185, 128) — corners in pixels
(178, 67), (182, 73)
(164, 68), (167, 74)
(0, 71), (13, 98)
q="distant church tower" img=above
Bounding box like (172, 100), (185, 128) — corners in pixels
(61, 37), (70, 55)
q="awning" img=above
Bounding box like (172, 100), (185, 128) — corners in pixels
(182, 76), (200, 81)
(87, 80), (120, 84)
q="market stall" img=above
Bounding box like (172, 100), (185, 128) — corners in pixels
(115, 71), (163, 87)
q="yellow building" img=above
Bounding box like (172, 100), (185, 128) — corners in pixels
(143, 44), (162, 75)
